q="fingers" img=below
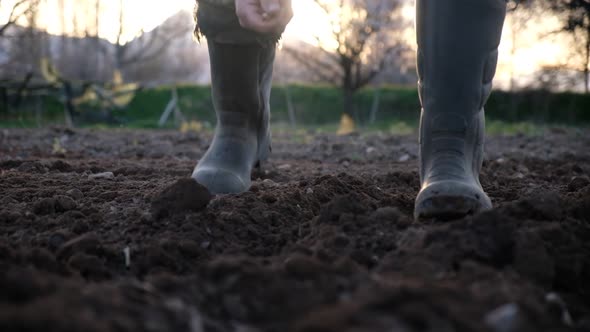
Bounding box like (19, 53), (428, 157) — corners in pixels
(261, 0), (292, 33)
(237, 9), (276, 33)
(280, 0), (293, 24)
(235, 0), (293, 34)
(260, 0), (280, 17)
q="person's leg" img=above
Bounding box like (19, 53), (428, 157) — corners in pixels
(414, 0), (507, 220)
(192, 1), (278, 194)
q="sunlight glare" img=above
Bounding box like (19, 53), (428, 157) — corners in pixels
(284, 0), (337, 50)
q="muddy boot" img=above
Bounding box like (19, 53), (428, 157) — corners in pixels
(192, 40), (275, 194)
(414, 0), (506, 220)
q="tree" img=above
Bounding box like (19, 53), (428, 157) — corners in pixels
(283, 0), (411, 121)
(117, 10), (202, 84)
(112, 0), (192, 75)
(0, 0), (39, 37)
(543, 0), (590, 93)
(506, 0), (535, 91)
(1, 0), (42, 79)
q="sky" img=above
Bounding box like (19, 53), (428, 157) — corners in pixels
(0, 0), (578, 88)
(1, 0), (328, 43)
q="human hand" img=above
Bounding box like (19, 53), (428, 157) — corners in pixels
(235, 0), (293, 34)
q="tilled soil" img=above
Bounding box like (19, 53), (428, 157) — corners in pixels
(0, 127), (589, 332)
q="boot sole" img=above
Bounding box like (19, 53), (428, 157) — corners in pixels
(415, 195), (487, 221)
(414, 181), (492, 221)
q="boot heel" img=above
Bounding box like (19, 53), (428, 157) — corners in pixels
(256, 130), (272, 163)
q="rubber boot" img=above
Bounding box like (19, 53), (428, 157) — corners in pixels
(192, 40), (274, 194)
(414, 0), (506, 220)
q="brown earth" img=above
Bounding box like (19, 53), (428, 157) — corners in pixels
(0, 127), (589, 332)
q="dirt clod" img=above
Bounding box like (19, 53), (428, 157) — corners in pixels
(33, 196), (77, 215)
(66, 188), (84, 200)
(55, 195), (77, 211)
(568, 176), (590, 192)
(151, 178), (212, 219)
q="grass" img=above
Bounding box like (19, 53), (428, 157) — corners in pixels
(1, 116), (585, 138)
(486, 121), (546, 135)
(271, 120), (578, 137)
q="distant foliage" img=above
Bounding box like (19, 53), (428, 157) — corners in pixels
(549, 0), (590, 93)
(3, 86), (588, 128)
(513, 0), (590, 93)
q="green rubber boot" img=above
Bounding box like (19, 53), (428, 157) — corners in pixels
(192, 41), (274, 194)
(414, 0), (506, 220)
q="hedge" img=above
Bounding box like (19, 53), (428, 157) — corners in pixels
(2, 85), (589, 127)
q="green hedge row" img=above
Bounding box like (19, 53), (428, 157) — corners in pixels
(2, 85), (589, 127)
(119, 85), (590, 127)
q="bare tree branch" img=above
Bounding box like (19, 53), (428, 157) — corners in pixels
(285, 0), (411, 116)
(0, 0), (39, 37)
(118, 24), (192, 66)
(517, 0), (590, 92)
(112, 0), (192, 73)
(282, 46), (342, 84)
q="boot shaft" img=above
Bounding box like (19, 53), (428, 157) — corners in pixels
(207, 41), (275, 135)
(415, 0), (506, 191)
(416, 0), (506, 117)
(193, 41), (276, 194)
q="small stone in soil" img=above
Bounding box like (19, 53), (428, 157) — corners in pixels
(151, 178), (212, 219)
(398, 154), (411, 162)
(485, 303), (523, 332)
(89, 172), (115, 180)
